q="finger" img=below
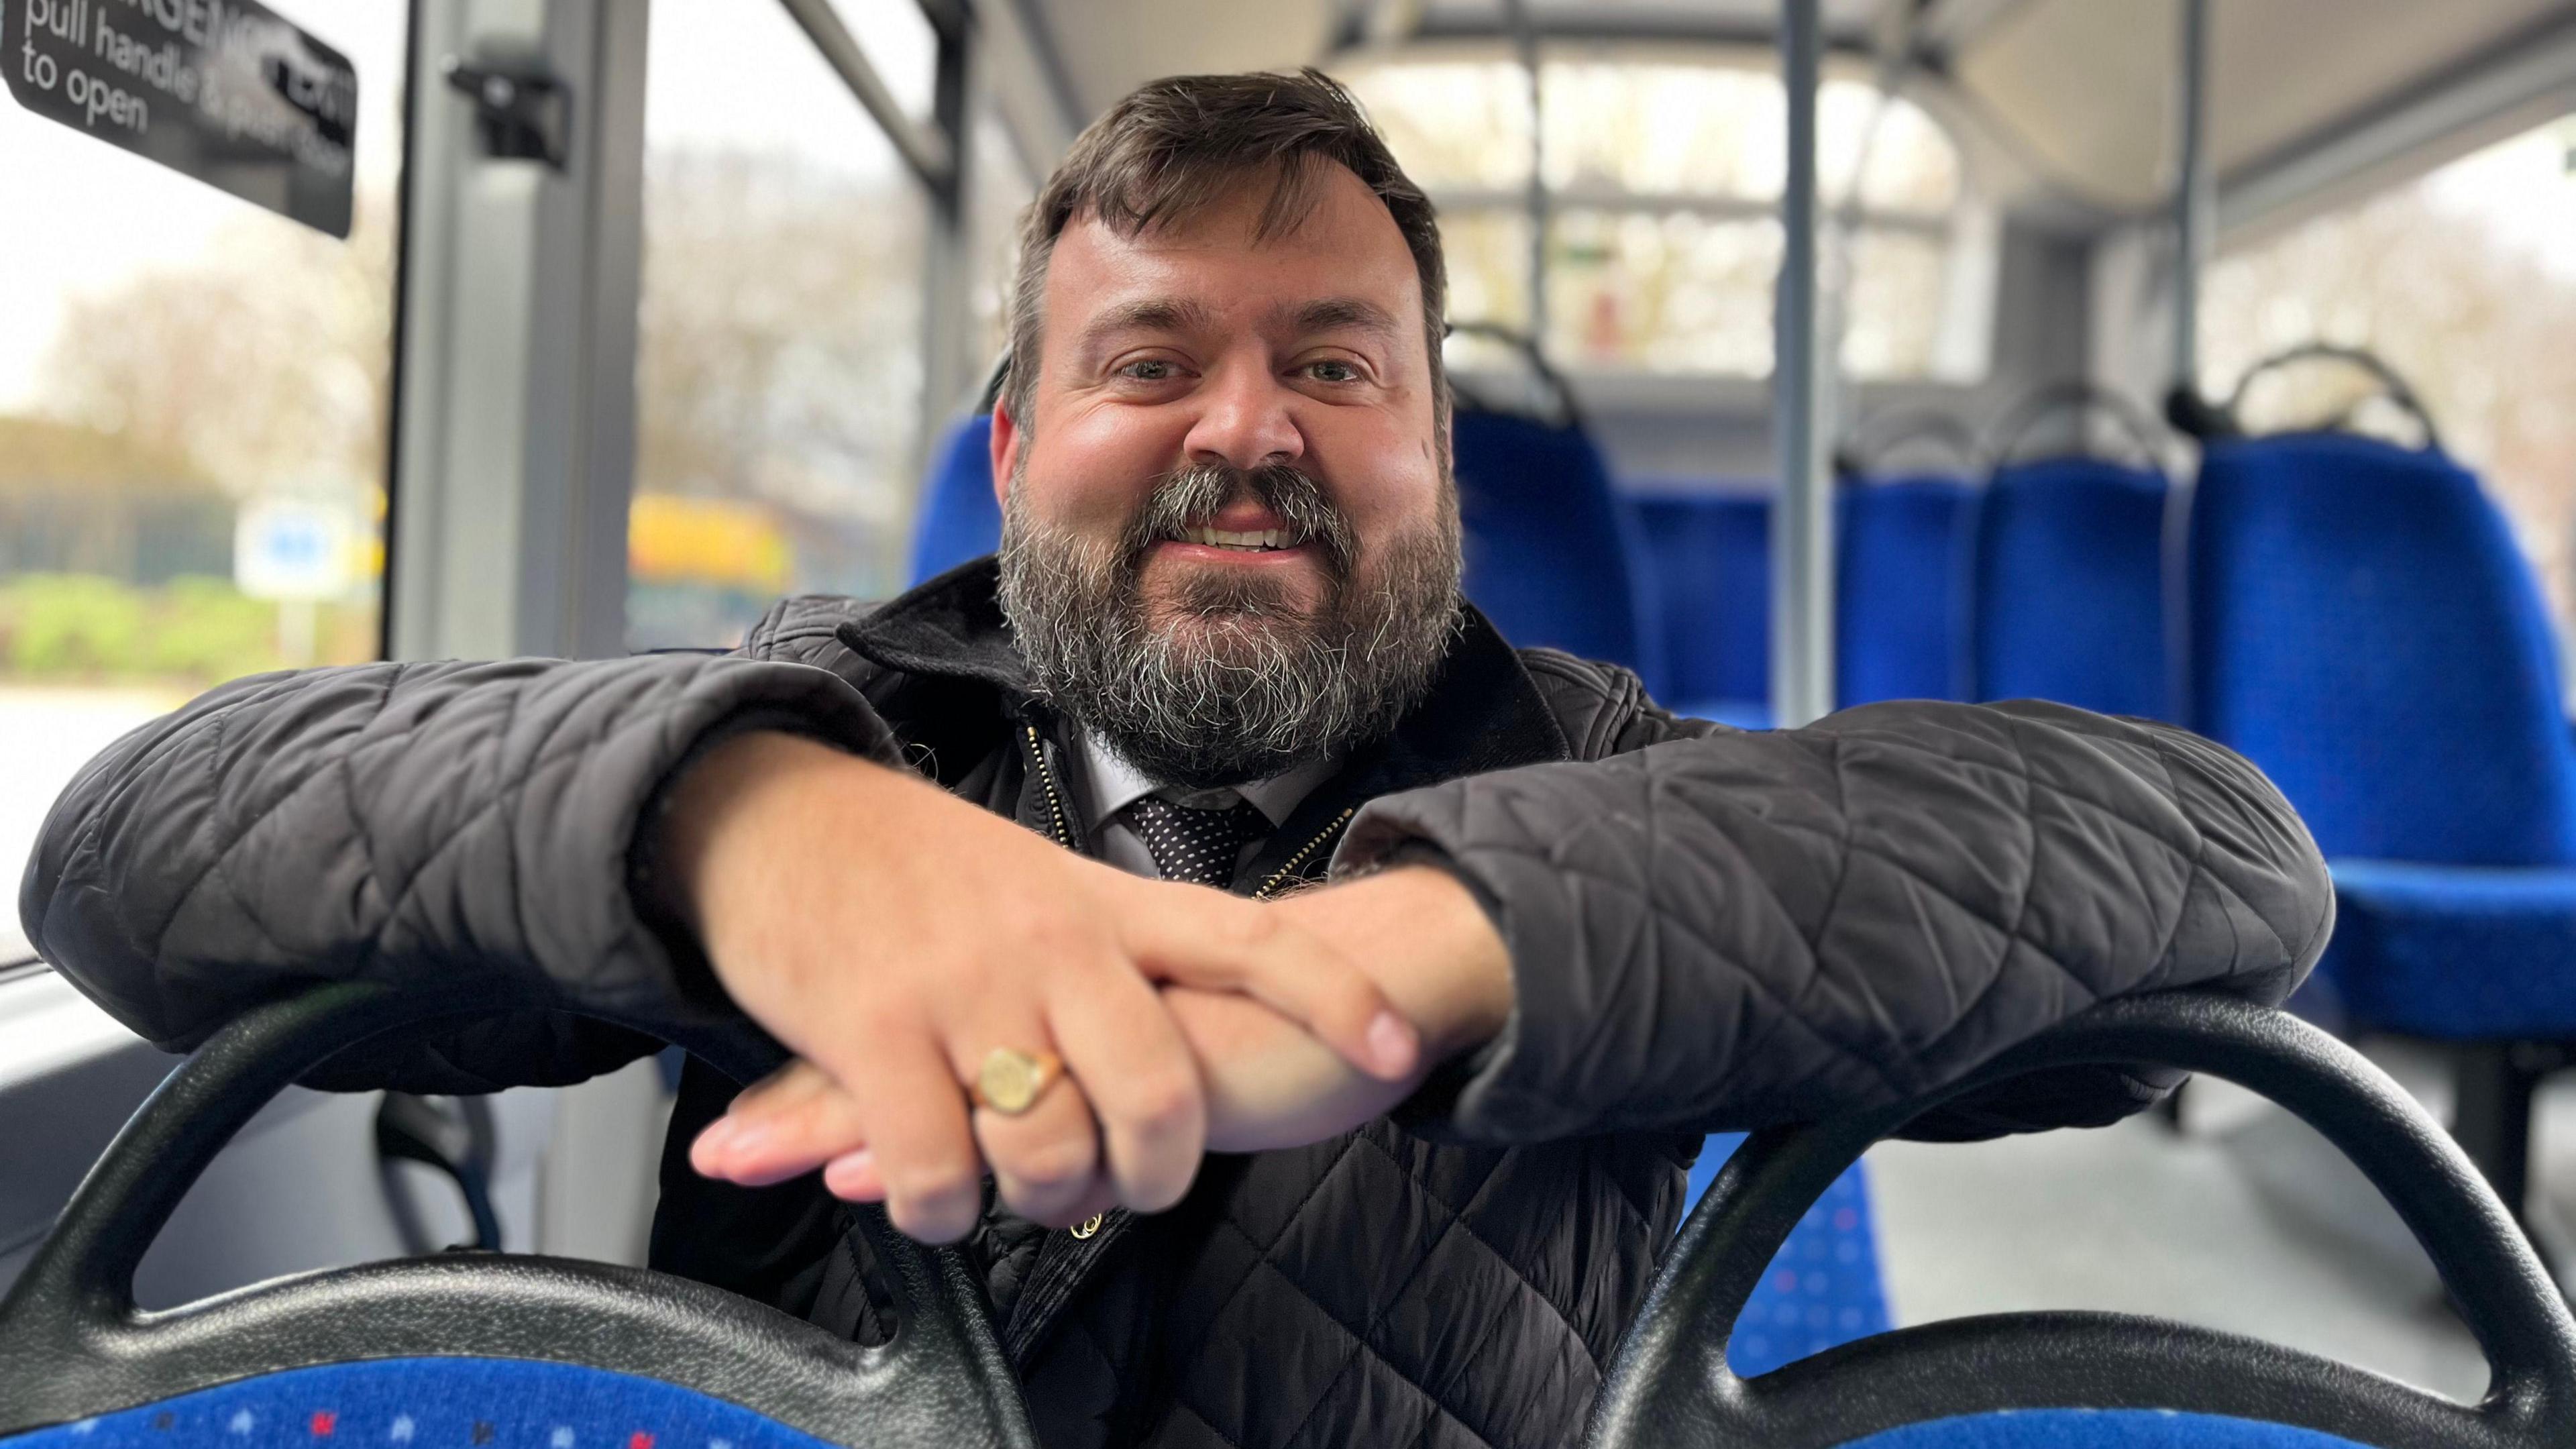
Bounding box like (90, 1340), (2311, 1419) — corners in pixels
(945, 1007), (1109, 1227)
(822, 1146), (881, 1201)
(694, 1063), (869, 1186)
(828, 1029), (985, 1243)
(973, 1073), (1106, 1227)
(1046, 958), (1208, 1213)
(1125, 888), (1420, 1081)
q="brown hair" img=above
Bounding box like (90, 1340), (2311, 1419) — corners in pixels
(1002, 68), (1447, 435)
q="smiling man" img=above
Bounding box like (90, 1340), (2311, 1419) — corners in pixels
(24, 70), (2332, 1449)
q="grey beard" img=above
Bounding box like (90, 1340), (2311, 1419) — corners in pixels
(997, 461), (1462, 790)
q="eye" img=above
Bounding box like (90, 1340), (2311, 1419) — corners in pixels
(1117, 358), (1180, 382)
(1303, 358), (1362, 384)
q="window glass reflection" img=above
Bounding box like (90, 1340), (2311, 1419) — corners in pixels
(631, 0), (930, 650)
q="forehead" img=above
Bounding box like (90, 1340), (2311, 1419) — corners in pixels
(1042, 162), (1425, 335)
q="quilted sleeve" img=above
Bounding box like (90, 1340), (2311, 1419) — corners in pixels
(1334, 698), (2334, 1143)
(19, 653), (900, 1071)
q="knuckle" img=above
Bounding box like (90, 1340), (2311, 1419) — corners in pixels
(1116, 1065), (1205, 1140)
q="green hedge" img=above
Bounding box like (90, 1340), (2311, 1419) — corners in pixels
(0, 574), (374, 687)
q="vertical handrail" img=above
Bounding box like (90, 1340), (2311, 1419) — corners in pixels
(2169, 0), (2214, 410)
(1772, 0), (1835, 728)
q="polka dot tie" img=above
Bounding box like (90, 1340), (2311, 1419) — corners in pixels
(1124, 794), (1273, 888)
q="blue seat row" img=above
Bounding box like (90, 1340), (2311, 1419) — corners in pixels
(1631, 455), (2173, 727)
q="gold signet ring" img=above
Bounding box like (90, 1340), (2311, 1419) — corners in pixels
(972, 1046), (1063, 1116)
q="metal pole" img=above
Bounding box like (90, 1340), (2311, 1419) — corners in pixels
(1772, 0), (1834, 727)
(2171, 0), (2212, 403)
(1502, 0), (1546, 339)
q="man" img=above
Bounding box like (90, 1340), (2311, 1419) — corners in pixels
(23, 70), (2330, 1449)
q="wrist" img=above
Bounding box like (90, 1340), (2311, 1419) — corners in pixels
(1291, 866), (1514, 1061)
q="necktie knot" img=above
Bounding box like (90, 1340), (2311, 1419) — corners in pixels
(1124, 794), (1272, 888)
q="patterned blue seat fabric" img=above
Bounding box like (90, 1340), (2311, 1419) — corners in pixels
(1839, 476), (1976, 707)
(0, 1358), (829, 1449)
(1834, 1410), (2371, 1447)
(2188, 433), (2576, 1040)
(1682, 1133), (1891, 1376)
(909, 415), (1002, 586)
(1973, 457), (2172, 719)
(1628, 487), (1772, 728)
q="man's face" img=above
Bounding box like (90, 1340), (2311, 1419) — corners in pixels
(993, 162), (1461, 787)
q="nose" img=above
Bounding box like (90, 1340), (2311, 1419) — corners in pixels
(1181, 360), (1304, 472)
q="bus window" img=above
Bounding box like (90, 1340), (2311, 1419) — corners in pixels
(1340, 45), (1989, 382)
(0, 5), (410, 967)
(628, 0), (934, 651)
(2200, 114), (2576, 657)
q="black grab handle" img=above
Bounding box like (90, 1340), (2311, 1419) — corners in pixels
(1582, 992), (2576, 1449)
(0, 982), (1038, 1448)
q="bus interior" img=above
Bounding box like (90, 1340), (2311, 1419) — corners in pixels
(5, 0), (2576, 1442)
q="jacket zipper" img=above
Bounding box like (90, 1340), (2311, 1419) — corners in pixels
(1253, 807), (1358, 900)
(1022, 723), (1076, 849)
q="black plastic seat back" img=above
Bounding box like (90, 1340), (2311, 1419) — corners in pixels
(0, 983), (1038, 1449)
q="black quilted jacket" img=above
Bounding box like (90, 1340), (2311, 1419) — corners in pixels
(22, 559), (2333, 1448)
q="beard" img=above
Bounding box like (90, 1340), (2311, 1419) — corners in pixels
(996, 456), (1462, 790)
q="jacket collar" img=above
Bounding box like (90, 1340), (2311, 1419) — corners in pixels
(837, 555), (1573, 849)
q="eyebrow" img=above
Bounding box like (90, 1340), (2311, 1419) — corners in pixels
(1078, 297), (1218, 350)
(1281, 297), (1402, 342)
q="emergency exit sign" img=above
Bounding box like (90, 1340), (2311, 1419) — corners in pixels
(2, 0), (358, 237)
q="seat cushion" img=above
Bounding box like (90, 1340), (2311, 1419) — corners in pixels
(1, 1358), (830, 1449)
(2320, 857), (2576, 1039)
(1837, 1409), (2369, 1446)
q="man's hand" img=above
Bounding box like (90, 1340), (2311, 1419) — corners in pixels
(692, 860), (1517, 1198)
(662, 731), (1426, 1241)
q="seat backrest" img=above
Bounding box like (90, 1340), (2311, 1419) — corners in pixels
(1837, 476), (1976, 707)
(1972, 457), (2172, 719)
(908, 415), (1002, 585)
(1628, 488), (1770, 713)
(2188, 433), (2576, 866)
(1451, 411), (1662, 681)
(1683, 1133), (1890, 1378)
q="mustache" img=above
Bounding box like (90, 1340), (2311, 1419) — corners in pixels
(1117, 462), (1358, 578)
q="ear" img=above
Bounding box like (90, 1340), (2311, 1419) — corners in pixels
(989, 396), (1021, 510)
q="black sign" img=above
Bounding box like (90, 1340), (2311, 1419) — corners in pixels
(3, 0), (358, 237)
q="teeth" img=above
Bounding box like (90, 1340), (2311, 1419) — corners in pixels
(1179, 527), (1295, 550)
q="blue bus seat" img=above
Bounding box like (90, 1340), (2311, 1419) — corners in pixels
(1, 1358), (830, 1449)
(1833, 1411), (2371, 1446)
(1450, 410), (1664, 683)
(1628, 488), (1772, 727)
(1839, 475), (1977, 707)
(1972, 456), (2173, 719)
(2188, 431), (2576, 1217)
(908, 415), (1002, 586)
(1682, 1132), (1890, 1377)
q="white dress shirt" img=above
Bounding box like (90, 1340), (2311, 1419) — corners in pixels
(1068, 729), (1339, 880)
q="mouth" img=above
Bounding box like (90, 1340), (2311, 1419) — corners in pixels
(1165, 525), (1309, 553)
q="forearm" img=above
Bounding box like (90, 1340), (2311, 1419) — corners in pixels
(20, 653), (897, 1056)
(1334, 698), (2336, 1142)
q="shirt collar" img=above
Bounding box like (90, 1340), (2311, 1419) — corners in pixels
(1071, 727), (1339, 830)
